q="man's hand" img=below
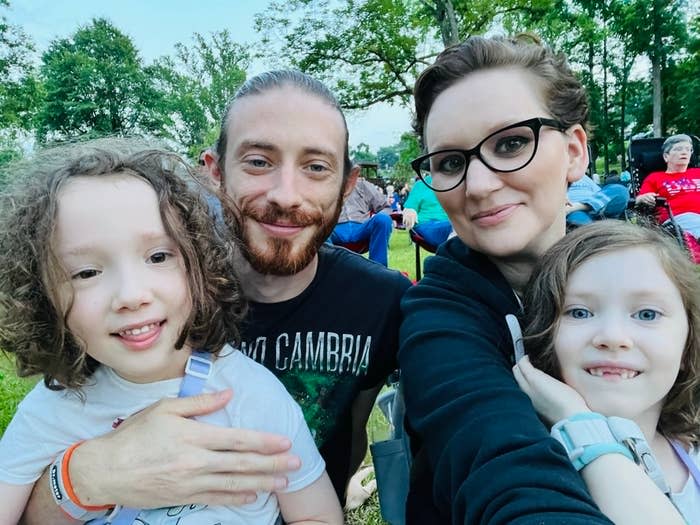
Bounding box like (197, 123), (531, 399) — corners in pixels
(402, 208), (418, 231)
(513, 356), (590, 426)
(34, 390), (299, 515)
(635, 192), (657, 208)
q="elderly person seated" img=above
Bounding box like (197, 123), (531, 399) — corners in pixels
(330, 177), (393, 265)
(635, 134), (700, 238)
(566, 173), (630, 226)
(401, 175), (452, 247)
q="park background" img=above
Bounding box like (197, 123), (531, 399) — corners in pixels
(1, 0), (700, 522)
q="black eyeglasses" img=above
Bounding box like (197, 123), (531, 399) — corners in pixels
(411, 117), (568, 192)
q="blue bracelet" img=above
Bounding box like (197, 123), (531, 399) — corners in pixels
(552, 412), (635, 471)
(574, 442), (634, 471)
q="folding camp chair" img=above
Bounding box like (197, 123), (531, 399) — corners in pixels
(409, 228), (438, 281)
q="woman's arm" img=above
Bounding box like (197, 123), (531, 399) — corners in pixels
(278, 471), (343, 525)
(0, 482), (33, 525)
(637, 173), (659, 206)
(399, 256), (612, 524)
(514, 356), (684, 525)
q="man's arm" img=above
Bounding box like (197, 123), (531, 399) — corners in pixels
(21, 391), (299, 524)
(348, 383), (384, 477)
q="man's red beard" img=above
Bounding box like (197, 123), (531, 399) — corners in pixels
(230, 193), (343, 276)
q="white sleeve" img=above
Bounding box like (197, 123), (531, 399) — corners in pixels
(0, 397), (54, 484)
(281, 401), (326, 493)
(229, 356), (326, 494)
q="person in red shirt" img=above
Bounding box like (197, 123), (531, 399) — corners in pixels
(636, 134), (700, 238)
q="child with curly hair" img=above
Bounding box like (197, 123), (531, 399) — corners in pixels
(515, 222), (700, 524)
(0, 140), (342, 525)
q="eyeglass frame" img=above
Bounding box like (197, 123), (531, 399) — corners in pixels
(411, 117), (569, 192)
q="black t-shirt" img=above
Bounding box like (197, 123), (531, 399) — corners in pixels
(239, 244), (411, 499)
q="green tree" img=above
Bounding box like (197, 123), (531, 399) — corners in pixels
(152, 30), (250, 156)
(392, 132), (421, 185)
(0, 130), (22, 180)
(377, 145), (399, 169)
(256, 0), (427, 109)
(350, 142), (377, 163)
(36, 18), (168, 141)
(623, 0), (687, 136)
(664, 14), (700, 134)
(0, 0), (41, 130)
(255, 0), (553, 110)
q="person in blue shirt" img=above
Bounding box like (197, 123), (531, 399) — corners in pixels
(566, 174), (629, 226)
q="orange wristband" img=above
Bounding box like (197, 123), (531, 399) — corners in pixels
(60, 441), (114, 511)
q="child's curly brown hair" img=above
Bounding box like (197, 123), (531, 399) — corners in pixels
(0, 138), (246, 391)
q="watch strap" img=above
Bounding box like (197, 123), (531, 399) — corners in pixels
(551, 412), (634, 471)
(608, 416), (670, 495)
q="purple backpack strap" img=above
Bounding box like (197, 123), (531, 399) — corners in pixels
(90, 351), (214, 525)
(671, 440), (700, 490)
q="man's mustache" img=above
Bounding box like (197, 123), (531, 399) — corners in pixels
(240, 204), (321, 228)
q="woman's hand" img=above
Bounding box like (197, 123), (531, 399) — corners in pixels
(635, 192), (657, 208)
(513, 356), (590, 426)
(402, 208), (418, 230)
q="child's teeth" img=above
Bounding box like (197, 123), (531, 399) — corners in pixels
(587, 367), (638, 379)
(121, 323), (157, 336)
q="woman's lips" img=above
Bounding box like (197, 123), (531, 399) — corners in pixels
(471, 204), (520, 226)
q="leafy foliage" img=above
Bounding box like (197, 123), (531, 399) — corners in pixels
(664, 14), (700, 134)
(351, 142), (378, 164)
(151, 31), (250, 156)
(0, 1), (40, 130)
(36, 18), (168, 142)
(256, 0), (429, 109)
(255, 0), (554, 110)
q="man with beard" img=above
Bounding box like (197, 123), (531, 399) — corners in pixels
(21, 70), (410, 523)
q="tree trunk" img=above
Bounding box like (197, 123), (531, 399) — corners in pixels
(651, 0), (663, 136)
(434, 0), (460, 48)
(651, 58), (662, 136)
(602, 28), (610, 176)
(619, 61), (630, 170)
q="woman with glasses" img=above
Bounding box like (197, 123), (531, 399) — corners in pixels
(398, 35), (673, 524)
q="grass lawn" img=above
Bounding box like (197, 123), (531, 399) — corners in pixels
(0, 227), (424, 522)
(0, 355), (39, 437)
(388, 227), (432, 282)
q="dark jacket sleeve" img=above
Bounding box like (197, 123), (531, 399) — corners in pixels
(399, 239), (612, 525)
